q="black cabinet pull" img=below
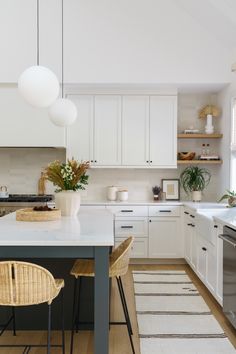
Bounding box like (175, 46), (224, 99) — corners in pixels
(121, 226), (133, 229)
(91, 160), (93, 162)
(159, 210), (171, 213)
(149, 219), (152, 223)
(202, 247), (207, 251)
(187, 223), (192, 226)
(146, 160), (149, 163)
(121, 210), (133, 213)
(94, 160), (97, 163)
(150, 160), (153, 163)
(190, 214), (195, 218)
(184, 211), (189, 215)
(191, 224), (195, 227)
(214, 225), (218, 228)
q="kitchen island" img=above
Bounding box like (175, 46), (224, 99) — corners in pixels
(0, 209), (114, 354)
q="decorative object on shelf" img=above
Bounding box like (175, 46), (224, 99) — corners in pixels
(152, 186), (161, 201)
(16, 208), (61, 222)
(38, 172), (46, 196)
(117, 190), (129, 202)
(199, 105), (221, 134)
(180, 166), (211, 202)
(107, 186), (118, 201)
(218, 190), (236, 208)
(183, 129), (200, 134)
(49, 0), (77, 127)
(178, 152), (196, 161)
(45, 159), (89, 216)
(0, 186), (8, 199)
(18, 0), (59, 107)
(161, 179), (180, 201)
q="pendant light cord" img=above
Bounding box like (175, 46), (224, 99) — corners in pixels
(37, 0), (39, 66)
(61, 0), (64, 98)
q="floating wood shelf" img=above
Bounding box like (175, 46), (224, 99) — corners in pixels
(178, 133), (223, 139)
(177, 160), (223, 165)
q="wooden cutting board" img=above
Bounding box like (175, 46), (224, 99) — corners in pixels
(16, 208), (61, 222)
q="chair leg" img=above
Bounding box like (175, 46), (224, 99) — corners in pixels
(61, 289), (65, 354)
(12, 307), (16, 336)
(70, 277), (79, 354)
(75, 276), (81, 333)
(117, 277), (133, 335)
(47, 304), (52, 354)
(116, 277), (135, 354)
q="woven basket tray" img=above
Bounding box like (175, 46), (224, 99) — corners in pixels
(16, 208), (61, 222)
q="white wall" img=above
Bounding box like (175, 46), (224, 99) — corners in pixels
(64, 0), (233, 84)
(0, 148), (66, 194)
(217, 74), (236, 195)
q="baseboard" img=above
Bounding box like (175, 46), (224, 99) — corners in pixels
(130, 258), (186, 265)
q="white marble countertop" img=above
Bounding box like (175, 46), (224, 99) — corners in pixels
(0, 210), (114, 246)
(81, 200), (183, 206)
(213, 209), (236, 230)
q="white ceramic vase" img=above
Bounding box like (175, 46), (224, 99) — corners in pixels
(192, 191), (202, 202)
(55, 190), (81, 216)
(205, 114), (214, 134)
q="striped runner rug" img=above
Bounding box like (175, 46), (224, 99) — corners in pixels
(133, 270), (236, 354)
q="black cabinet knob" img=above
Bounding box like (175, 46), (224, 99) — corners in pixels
(202, 247), (207, 251)
(95, 160), (97, 163)
(150, 160), (153, 163)
(214, 225), (218, 228)
(149, 220), (152, 223)
(91, 160), (93, 163)
(146, 160), (149, 163)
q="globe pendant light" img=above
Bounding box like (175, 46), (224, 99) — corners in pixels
(49, 0), (77, 127)
(18, 0), (59, 108)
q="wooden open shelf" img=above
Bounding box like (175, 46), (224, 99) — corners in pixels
(178, 133), (223, 139)
(177, 160), (223, 165)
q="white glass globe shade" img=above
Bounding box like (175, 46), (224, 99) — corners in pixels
(49, 98), (77, 127)
(18, 65), (60, 108)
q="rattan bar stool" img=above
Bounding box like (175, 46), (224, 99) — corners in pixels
(0, 261), (65, 354)
(70, 236), (135, 354)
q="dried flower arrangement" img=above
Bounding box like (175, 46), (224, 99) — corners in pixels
(45, 159), (89, 192)
(199, 105), (221, 119)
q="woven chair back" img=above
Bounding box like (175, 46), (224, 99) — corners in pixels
(0, 261), (59, 306)
(110, 237), (134, 277)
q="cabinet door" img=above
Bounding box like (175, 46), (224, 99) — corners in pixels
(197, 238), (207, 282)
(122, 96), (149, 166)
(149, 96), (177, 167)
(115, 237), (148, 258)
(149, 217), (181, 258)
(0, 0), (36, 82)
(0, 86), (65, 147)
(206, 243), (217, 295)
(190, 225), (197, 270)
(94, 96), (121, 166)
(184, 214), (192, 263)
(66, 95), (94, 161)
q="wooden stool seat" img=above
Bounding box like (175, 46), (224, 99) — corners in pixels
(0, 261), (65, 353)
(70, 237), (135, 354)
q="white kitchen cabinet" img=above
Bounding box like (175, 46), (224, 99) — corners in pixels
(122, 96), (149, 166)
(149, 96), (177, 168)
(94, 96), (121, 166)
(197, 237), (207, 282)
(0, 86), (65, 147)
(149, 217), (182, 258)
(183, 210), (196, 267)
(66, 95), (94, 161)
(115, 237), (148, 258)
(0, 0), (36, 82)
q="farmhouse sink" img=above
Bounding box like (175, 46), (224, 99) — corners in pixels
(196, 209), (229, 245)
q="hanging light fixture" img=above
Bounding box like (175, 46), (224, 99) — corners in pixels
(18, 0), (59, 108)
(49, 0), (77, 127)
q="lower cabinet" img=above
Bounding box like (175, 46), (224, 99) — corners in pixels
(149, 217), (182, 258)
(216, 224), (223, 305)
(115, 237), (148, 258)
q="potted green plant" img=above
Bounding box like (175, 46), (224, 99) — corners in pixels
(218, 190), (236, 207)
(45, 159), (89, 216)
(180, 166), (211, 202)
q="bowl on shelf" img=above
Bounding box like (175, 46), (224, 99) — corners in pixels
(178, 152), (196, 160)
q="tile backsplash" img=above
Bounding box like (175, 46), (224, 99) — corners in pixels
(0, 148), (66, 194)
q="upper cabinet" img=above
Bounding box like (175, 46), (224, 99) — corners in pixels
(122, 96), (149, 166)
(150, 96), (177, 168)
(67, 93), (177, 168)
(0, 0), (36, 82)
(94, 96), (121, 166)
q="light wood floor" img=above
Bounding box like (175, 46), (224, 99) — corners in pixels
(1, 264), (236, 353)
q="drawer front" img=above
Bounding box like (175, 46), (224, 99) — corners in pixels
(115, 237), (148, 258)
(106, 205), (148, 217)
(149, 205), (181, 217)
(80, 205), (106, 211)
(115, 218), (148, 238)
